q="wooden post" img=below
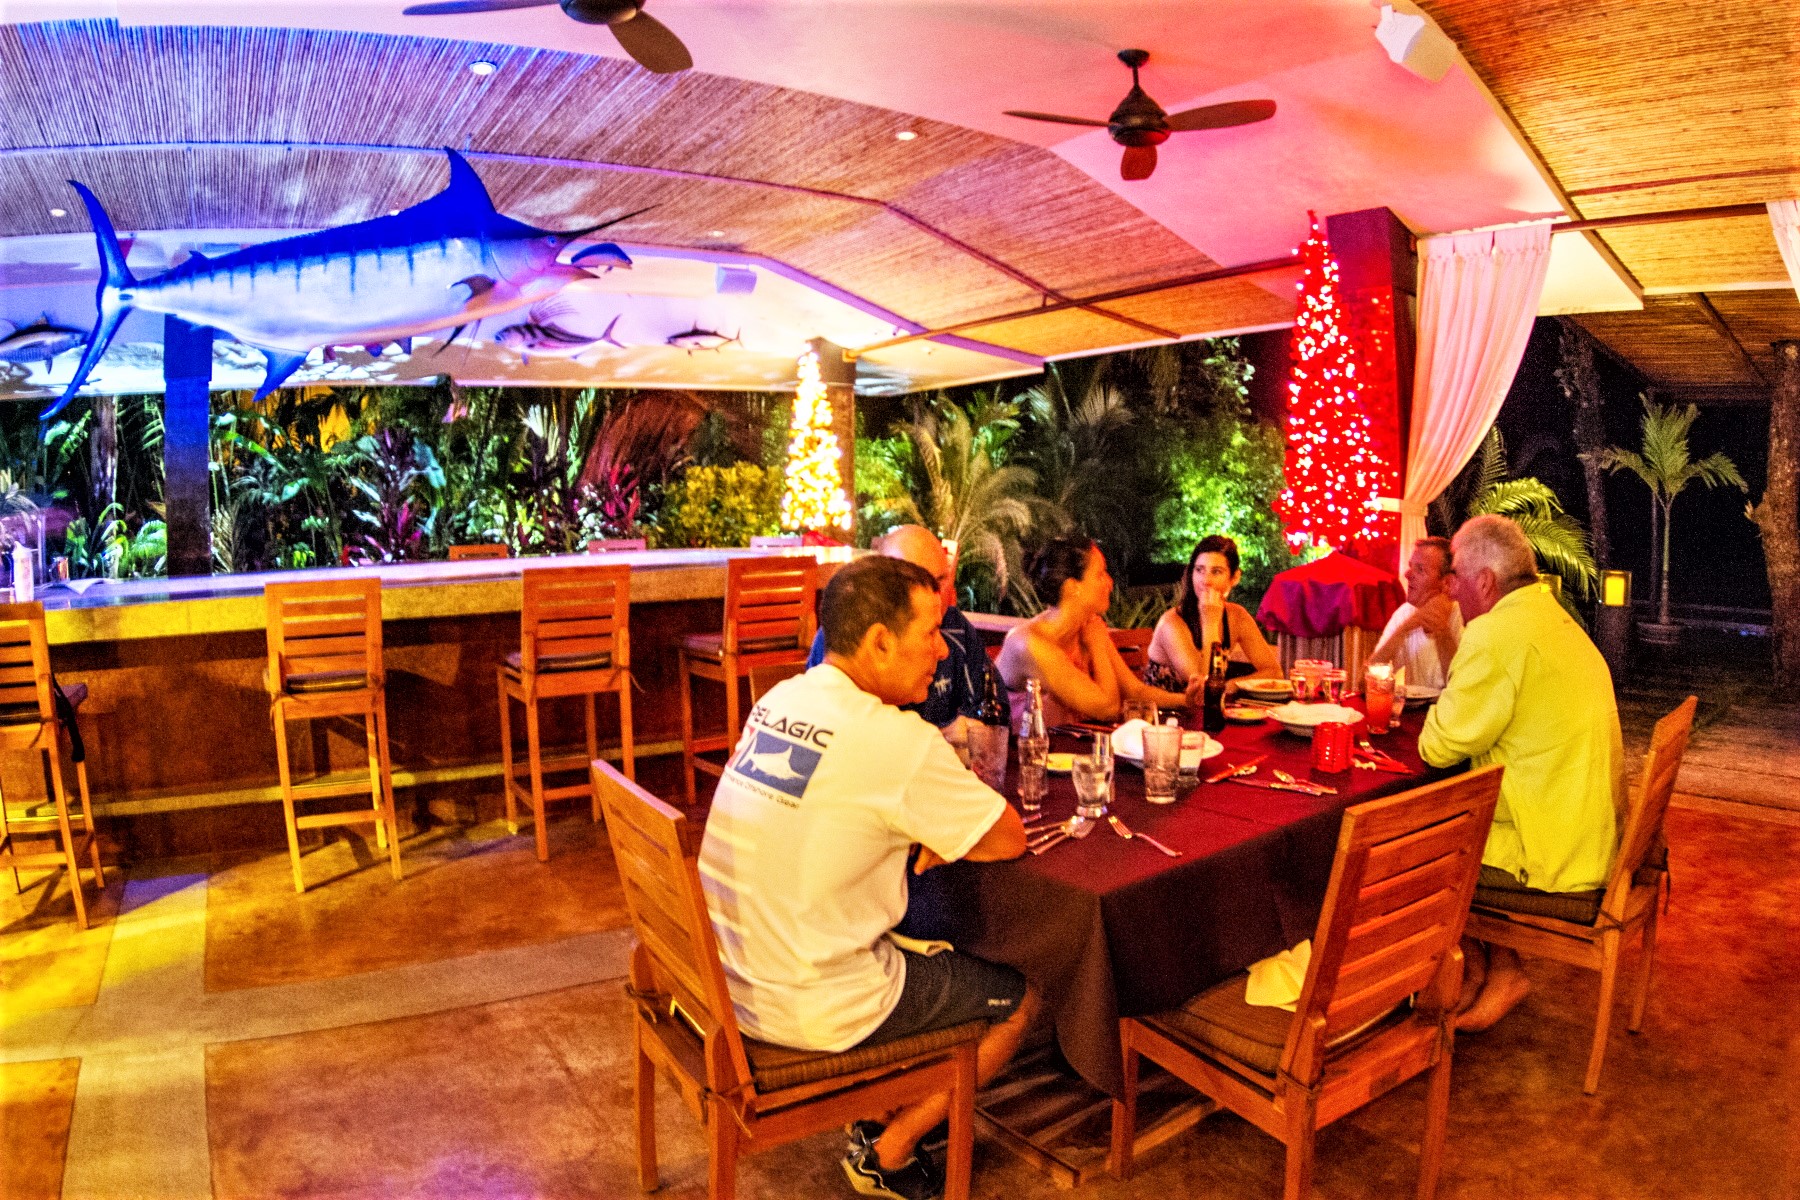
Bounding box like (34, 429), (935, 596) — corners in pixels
(1326, 208), (1417, 573)
(89, 394), (117, 517)
(810, 337), (857, 541)
(1751, 341), (1799, 696)
(163, 316), (214, 577)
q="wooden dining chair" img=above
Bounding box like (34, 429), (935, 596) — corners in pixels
(1111, 627), (1153, 673)
(747, 661), (806, 705)
(447, 543), (509, 560)
(593, 760), (983, 1200)
(1110, 765), (1504, 1200)
(677, 555), (817, 804)
(0, 603), (104, 929)
(263, 577), (402, 893)
(497, 564), (635, 862)
(1465, 695), (1696, 1094)
(588, 537), (648, 553)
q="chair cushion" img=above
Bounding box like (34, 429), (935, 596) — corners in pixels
(680, 633), (799, 660)
(1473, 865), (1603, 925)
(285, 670), (370, 694)
(1146, 972), (1405, 1076)
(743, 1020), (987, 1093)
(0, 701), (44, 725)
(503, 650), (612, 675)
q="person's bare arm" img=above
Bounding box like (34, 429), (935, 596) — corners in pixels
(1232, 605), (1283, 679)
(1416, 594), (1461, 668)
(918, 804), (1025, 871)
(1153, 609), (1206, 680)
(998, 624), (1121, 721)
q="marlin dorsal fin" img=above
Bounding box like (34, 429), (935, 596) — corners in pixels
(440, 148), (498, 215)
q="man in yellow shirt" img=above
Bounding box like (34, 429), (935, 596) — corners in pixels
(1419, 514), (1624, 1032)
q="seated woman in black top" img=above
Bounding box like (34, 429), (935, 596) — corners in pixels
(1146, 534), (1282, 689)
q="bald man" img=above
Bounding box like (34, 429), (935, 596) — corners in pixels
(807, 525), (1004, 732)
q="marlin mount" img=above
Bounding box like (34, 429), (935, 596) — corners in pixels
(50, 149), (642, 420)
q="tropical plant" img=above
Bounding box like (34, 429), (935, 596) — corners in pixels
(1432, 428), (1599, 602)
(1598, 397), (1746, 626)
(63, 503), (166, 579)
(876, 394), (1056, 609)
(346, 427), (442, 563)
(510, 392), (601, 553)
(1153, 409), (1298, 610)
(650, 464), (783, 548)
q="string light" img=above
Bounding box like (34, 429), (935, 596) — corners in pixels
(1276, 212), (1400, 553)
(780, 349), (852, 534)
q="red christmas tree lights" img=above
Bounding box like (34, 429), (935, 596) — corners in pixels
(1277, 213), (1400, 553)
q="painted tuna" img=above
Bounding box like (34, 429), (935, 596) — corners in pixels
(495, 303), (625, 362)
(0, 317), (86, 364)
(50, 149), (640, 419)
(666, 326), (741, 352)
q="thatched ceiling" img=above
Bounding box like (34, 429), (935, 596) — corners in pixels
(1421, 0), (1799, 394)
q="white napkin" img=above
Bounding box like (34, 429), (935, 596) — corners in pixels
(1245, 940), (1312, 1011)
(1110, 718), (1152, 760)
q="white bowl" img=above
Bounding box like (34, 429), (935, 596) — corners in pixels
(1266, 702), (1363, 738)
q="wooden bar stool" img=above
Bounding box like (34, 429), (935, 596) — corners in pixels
(678, 555), (817, 804)
(497, 563), (635, 861)
(0, 603), (104, 929)
(448, 543), (510, 560)
(263, 577), (402, 893)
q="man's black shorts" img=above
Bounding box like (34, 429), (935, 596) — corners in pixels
(856, 948), (1026, 1049)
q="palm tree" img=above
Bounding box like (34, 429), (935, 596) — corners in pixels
(1598, 397), (1746, 627)
(1438, 428), (1599, 599)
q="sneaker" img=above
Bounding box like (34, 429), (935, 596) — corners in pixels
(841, 1142), (942, 1200)
(845, 1119), (885, 1154)
(845, 1119), (948, 1178)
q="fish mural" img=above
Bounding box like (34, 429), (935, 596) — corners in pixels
(494, 302), (626, 362)
(50, 149), (641, 420)
(666, 326), (742, 353)
(0, 317), (86, 364)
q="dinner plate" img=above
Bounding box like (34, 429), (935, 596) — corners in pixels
(1405, 683), (1442, 701)
(1236, 678), (1293, 699)
(1109, 720), (1223, 765)
(1223, 704), (1268, 723)
(1266, 702), (1363, 738)
(1045, 752), (1077, 774)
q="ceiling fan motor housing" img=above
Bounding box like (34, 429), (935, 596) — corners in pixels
(562, 0), (641, 24)
(1108, 86), (1171, 147)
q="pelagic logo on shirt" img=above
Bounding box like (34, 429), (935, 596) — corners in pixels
(726, 728), (825, 802)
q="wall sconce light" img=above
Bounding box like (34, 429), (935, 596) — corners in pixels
(1601, 570), (1631, 608)
(1374, 3), (1457, 82)
(1537, 572), (1562, 599)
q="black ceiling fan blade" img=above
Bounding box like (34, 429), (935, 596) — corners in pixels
(1165, 98), (1277, 133)
(402, 0), (556, 15)
(1120, 144), (1157, 181)
(612, 10), (693, 73)
(1002, 110), (1111, 128)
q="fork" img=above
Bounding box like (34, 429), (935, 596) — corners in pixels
(1106, 813), (1181, 857)
(1272, 768), (1338, 796)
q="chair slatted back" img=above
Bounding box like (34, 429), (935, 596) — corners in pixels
(264, 577), (383, 688)
(0, 602), (55, 722)
(1111, 628), (1153, 673)
(1603, 696), (1695, 919)
(588, 537), (648, 553)
(594, 760), (754, 1094)
(1284, 765), (1504, 1082)
(448, 543), (510, 560)
(723, 556), (816, 658)
(521, 564), (631, 672)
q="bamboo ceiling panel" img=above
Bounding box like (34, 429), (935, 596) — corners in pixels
(0, 19), (1245, 365)
(947, 307), (1157, 360)
(1597, 217), (1790, 293)
(1706, 290), (1800, 373)
(1421, 0), (1799, 291)
(1100, 275), (1300, 337)
(1574, 297), (1762, 388)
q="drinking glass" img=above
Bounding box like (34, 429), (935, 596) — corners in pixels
(1090, 733), (1115, 800)
(1122, 699), (1158, 727)
(1319, 668), (1347, 704)
(968, 723), (1009, 792)
(1017, 735), (1049, 815)
(1363, 663), (1396, 733)
(1072, 758), (1109, 821)
(1177, 729), (1205, 785)
(1141, 724), (1182, 805)
(1289, 663), (1314, 703)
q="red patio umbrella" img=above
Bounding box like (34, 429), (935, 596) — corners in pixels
(1256, 551), (1405, 640)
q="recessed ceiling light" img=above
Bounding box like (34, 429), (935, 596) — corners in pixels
(895, 130), (919, 142)
(388, 209), (401, 216)
(49, 207), (67, 218)
(468, 60), (498, 76)
(708, 229), (725, 238)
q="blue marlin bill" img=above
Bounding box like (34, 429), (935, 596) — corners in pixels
(49, 149), (643, 420)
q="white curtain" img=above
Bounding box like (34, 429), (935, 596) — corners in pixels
(1771, 200), (1800, 294)
(1398, 223), (1554, 556)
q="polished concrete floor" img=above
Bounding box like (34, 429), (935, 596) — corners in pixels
(4, 786), (1798, 1199)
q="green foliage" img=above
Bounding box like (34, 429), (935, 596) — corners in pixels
(854, 432), (918, 547)
(64, 504), (166, 580)
(1152, 410), (1299, 609)
(1461, 430), (1599, 598)
(650, 464), (784, 549)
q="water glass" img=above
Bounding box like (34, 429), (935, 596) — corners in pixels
(1141, 724), (1182, 805)
(1177, 729), (1205, 785)
(1017, 735), (1049, 814)
(1319, 668), (1347, 704)
(968, 723), (1009, 792)
(1072, 758), (1109, 820)
(1122, 699), (1158, 726)
(1089, 734), (1114, 798)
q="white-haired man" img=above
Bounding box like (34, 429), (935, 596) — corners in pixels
(1419, 514), (1625, 1031)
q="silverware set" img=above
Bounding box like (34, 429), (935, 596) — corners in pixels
(1024, 810), (1182, 857)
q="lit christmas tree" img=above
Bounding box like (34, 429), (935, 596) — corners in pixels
(779, 348), (852, 534)
(1276, 213), (1399, 552)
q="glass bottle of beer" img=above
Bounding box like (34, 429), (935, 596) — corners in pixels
(1202, 641), (1229, 734)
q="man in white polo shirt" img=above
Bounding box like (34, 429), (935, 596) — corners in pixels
(1369, 535), (1464, 690)
(700, 555), (1037, 1200)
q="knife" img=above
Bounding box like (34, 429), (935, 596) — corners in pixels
(1205, 753), (1267, 785)
(1225, 776), (1338, 796)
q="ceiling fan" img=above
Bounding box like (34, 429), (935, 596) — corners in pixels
(1004, 49), (1275, 181)
(400, 0), (693, 75)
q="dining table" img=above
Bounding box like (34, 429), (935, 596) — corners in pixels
(925, 699), (1445, 1099)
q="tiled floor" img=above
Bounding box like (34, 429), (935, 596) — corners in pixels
(4, 799), (1798, 1199)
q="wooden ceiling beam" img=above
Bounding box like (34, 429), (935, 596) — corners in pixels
(1688, 292), (1769, 385)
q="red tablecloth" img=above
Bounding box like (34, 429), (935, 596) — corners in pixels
(1255, 551), (1405, 639)
(937, 703), (1441, 1097)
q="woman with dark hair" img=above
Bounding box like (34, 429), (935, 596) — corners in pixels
(998, 536), (1200, 726)
(1146, 534), (1282, 689)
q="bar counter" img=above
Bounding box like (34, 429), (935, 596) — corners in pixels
(29, 548), (854, 862)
